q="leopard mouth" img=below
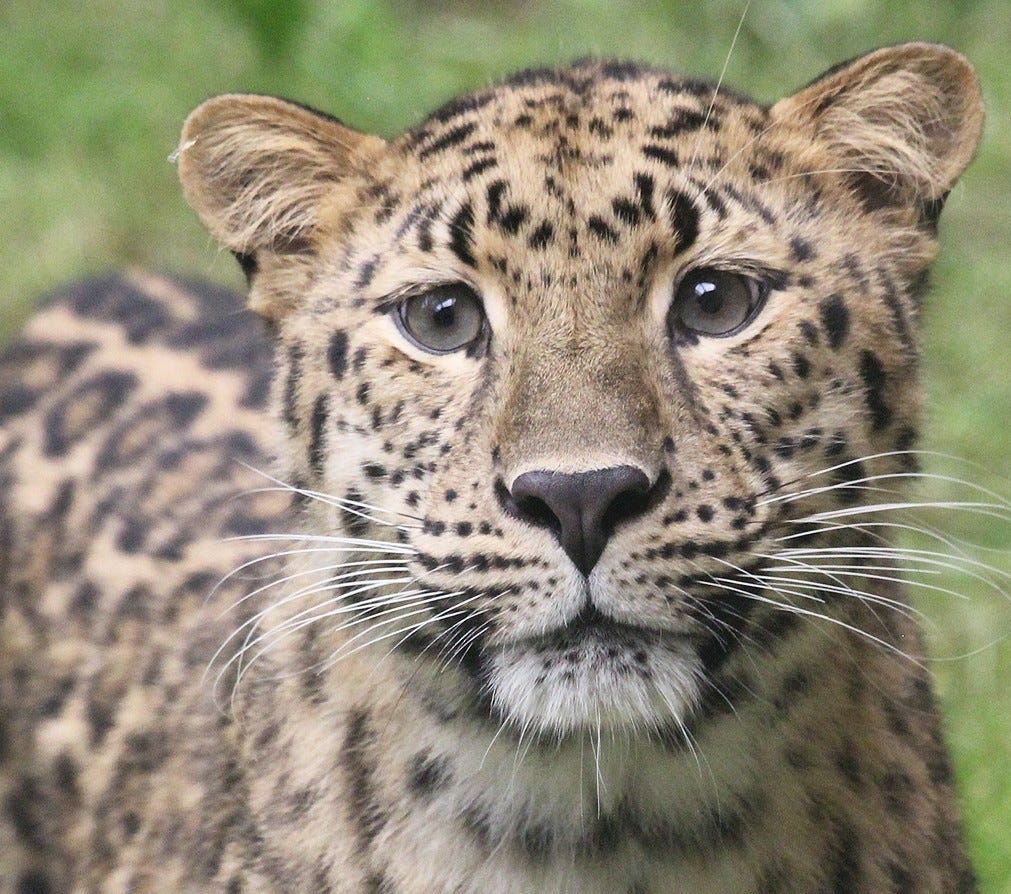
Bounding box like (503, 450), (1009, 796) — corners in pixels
(518, 602), (689, 655)
(482, 603), (700, 736)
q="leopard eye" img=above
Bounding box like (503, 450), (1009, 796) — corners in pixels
(396, 284), (486, 354)
(669, 268), (765, 337)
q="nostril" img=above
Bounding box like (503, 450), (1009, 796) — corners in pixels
(513, 494), (562, 534)
(601, 467), (672, 536)
(497, 475), (564, 534)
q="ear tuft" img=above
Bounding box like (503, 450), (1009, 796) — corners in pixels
(772, 43), (984, 214)
(177, 95), (386, 256)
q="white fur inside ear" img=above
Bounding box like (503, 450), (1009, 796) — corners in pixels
(178, 94), (387, 256)
(772, 43), (984, 203)
(816, 68), (973, 198)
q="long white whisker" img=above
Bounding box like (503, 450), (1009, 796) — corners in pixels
(229, 591), (448, 691)
(234, 459), (424, 524)
(701, 575), (921, 662)
(225, 532), (417, 552)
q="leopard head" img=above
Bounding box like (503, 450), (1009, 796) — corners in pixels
(178, 44), (983, 739)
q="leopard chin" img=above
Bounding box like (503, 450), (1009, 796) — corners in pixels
(483, 608), (701, 737)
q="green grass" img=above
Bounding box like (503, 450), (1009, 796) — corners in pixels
(4, 0), (1010, 886)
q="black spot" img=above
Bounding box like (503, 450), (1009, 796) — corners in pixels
(878, 272), (915, 355)
(68, 276), (171, 343)
(355, 256), (379, 290)
(86, 695), (115, 747)
(423, 91), (494, 126)
(789, 236), (814, 262)
(750, 607), (801, 650)
(665, 190), (699, 254)
(722, 182), (776, 226)
(340, 710), (388, 853)
(448, 202), (477, 267)
(0, 383), (41, 421)
(17, 871), (53, 894)
(886, 860), (915, 893)
(587, 215), (619, 243)
(462, 157), (497, 181)
(600, 60), (645, 81)
(835, 744), (863, 790)
(42, 370), (137, 457)
(6, 777), (47, 850)
(364, 872), (396, 894)
(798, 320), (819, 346)
(636, 177), (660, 222)
(642, 144), (680, 167)
(309, 393), (329, 476)
(792, 352), (811, 379)
(417, 214), (435, 252)
(497, 205), (528, 235)
(168, 391), (209, 427)
(649, 109), (710, 137)
(485, 180), (507, 219)
(819, 295), (850, 350)
(116, 521), (145, 554)
(353, 346), (368, 373)
(283, 344), (304, 431)
(407, 751), (450, 799)
(418, 121), (477, 160)
(827, 816), (861, 893)
(698, 184), (728, 219)
(528, 221), (555, 249)
(774, 668), (811, 713)
(859, 351), (891, 430)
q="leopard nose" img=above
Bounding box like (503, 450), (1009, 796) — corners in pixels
(507, 466), (656, 576)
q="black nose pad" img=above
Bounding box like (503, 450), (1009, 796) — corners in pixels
(507, 465), (662, 575)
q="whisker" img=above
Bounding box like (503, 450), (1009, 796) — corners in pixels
(701, 575), (920, 662)
(225, 532), (418, 553)
(234, 459), (424, 524)
(760, 452), (1011, 509)
(216, 560), (410, 618)
(228, 591), (448, 692)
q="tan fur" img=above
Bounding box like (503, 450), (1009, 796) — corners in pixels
(1, 44), (984, 893)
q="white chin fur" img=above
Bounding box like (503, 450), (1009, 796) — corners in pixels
(485, 635), (701, 738)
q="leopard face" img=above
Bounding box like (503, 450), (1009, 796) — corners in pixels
(178, 46), (982, 741)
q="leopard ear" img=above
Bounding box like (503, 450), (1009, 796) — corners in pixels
(771, 43), (984, 217)
(177, 95), (386, 307)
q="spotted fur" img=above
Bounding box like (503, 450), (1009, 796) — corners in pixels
(1, 44), (984, 893)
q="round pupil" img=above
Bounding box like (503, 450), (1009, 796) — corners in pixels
(429, 295), (458, 328)
(694, 281), (724, 315)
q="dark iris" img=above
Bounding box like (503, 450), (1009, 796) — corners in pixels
(670, 268), (764, 337)
(396, 283), (486, 354)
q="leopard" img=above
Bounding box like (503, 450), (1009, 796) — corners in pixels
(0, 41), (986, 894)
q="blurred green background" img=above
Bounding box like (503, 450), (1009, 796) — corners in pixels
(2, 0), (1009, 886)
